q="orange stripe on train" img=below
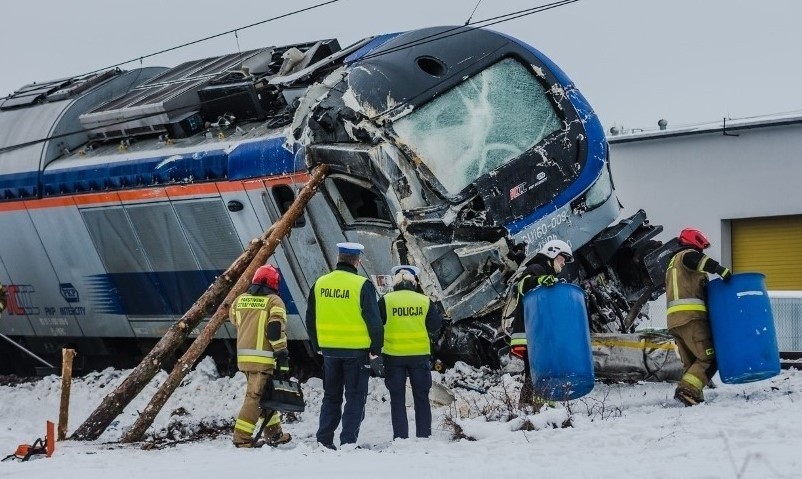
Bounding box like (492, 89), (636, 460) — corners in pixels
(0, 174), (310, 212)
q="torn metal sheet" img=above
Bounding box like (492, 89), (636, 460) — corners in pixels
(591, 331), (683, 382)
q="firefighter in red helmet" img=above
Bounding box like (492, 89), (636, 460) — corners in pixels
(666, 228), (732, 406)
(230, 264), (292, 447)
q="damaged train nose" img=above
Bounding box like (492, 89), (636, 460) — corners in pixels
(0, 24), (673, 374)
(290, 26), (671, 368)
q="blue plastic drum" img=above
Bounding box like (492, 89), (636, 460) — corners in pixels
(523, 282), (594, 400)
(707, 272), (780, 384)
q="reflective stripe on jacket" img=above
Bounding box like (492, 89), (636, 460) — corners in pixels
(230, 293), (287, 372)
(510, 333), (527, 347)
(510, 261), (552, 348)
(665, 249), (709, 329)
(315, 270), (370, 349)
(383, 290), (431, 356)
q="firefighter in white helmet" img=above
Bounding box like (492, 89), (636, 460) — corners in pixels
(509, 239), (573, 408)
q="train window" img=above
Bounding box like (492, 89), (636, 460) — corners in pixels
(584, 165), (614, 210)
(271, 185), (306, 228)
(82, 207), (150, 273)
(393, 57), (561, 195)
(126, 203), (198, 271)
(431, 249), (464, 289)
(326, 177), (393, 226)
(174, 199), (245, 270)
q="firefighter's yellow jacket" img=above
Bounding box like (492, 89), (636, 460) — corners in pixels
(229, 291), (287, 373)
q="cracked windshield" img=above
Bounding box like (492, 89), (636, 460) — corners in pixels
(393, 57), (561, 195)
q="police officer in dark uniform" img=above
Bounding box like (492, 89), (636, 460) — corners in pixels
(379, 265), (442, 439)
(306, 242), (383, 450)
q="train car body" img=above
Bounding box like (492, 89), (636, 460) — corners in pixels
(0, 27), (671, 373)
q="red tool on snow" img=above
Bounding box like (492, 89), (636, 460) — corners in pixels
(2, 421), (54, 462)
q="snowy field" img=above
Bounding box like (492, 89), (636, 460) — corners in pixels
(1, 357), (800, 479)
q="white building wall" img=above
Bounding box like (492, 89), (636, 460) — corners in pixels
(610, 122), (802, 266)
(607, 121), (802, 328)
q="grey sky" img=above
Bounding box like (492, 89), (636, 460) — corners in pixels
(1, 0), (800, 132)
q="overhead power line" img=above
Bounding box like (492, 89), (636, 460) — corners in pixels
(359, 0), (579, 62)
(465, 0), (485, 25)
(81, 0), (343, 77)
(0, 0), (581, 156)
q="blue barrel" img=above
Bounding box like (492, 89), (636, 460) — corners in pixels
(523, 283), (594, 400)
(707, 272), (780, 384)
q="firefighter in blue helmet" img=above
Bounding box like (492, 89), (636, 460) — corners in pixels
(230, 264), (291, 448)
(305, 242), (383, 450)
(509, 239), (573, 408)
(667, 228), (731, 407)
(379, 265), (443, 439)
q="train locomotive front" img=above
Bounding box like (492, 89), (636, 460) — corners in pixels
(292, 26), (667, 365)
(0, 26), (670, 373)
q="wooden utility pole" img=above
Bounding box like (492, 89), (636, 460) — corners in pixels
(58, 348), (76, 440)
(71, 238), (264, 440)
(71, 165), (327, 441)
(121, 164), (327, 442)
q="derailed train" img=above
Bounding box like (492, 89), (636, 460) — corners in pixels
(0, 26), (677, 374)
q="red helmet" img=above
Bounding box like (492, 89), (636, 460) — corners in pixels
(252, 264), (280, 290)
(678, 228), (710, 250)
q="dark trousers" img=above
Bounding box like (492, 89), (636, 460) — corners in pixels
(317, 353), (370, 445)
(384, 356), (432, 439)
(518, 354), (535, 408)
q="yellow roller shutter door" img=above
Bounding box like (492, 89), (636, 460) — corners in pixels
(731, 215), (802, 290)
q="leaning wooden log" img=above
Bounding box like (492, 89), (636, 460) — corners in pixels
(121, 164), (328, 442)
(58, 348), (76, 441)
(71, 211), (276, 441)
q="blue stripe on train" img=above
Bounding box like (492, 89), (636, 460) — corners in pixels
(1, 135), (303, 200)
(42, 150), (230, 196)
(86, 270), (300, 317)
(226, 136), (303, 180)
(0, 171), (39, 199)
(344, 33), (404, 63)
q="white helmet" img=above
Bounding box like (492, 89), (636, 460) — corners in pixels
(392, 269), (418, 287)
(391, 265), (419, 287)
(538, 239), (574, 263)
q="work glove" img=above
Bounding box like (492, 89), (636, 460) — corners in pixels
(510, 345), (527, 359)
(720, 268), (732, 282)
(509, 244), (527, 264)
(274, 349), (290, 377)
(537, 275), (557, 287)
(369, 354), (385, 378)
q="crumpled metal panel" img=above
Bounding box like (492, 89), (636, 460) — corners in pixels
(80, 49), (269, 137)
(591, 331), (683, 382)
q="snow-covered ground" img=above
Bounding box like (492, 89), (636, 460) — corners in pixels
(1, 357), (800, 479)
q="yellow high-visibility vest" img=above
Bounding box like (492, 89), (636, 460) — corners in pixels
(315, 270), (370, 349)
(383, 290), (431, 356)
